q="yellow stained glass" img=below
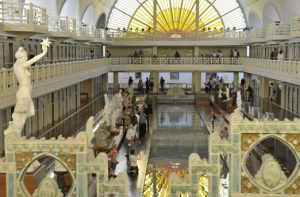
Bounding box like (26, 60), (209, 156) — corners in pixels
(128, 0), (223, 33)
(107, 0), (246, 32)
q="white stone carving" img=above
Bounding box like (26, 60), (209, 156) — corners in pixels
(4, 38), (50, 137)
(32, 177), (63, 197)
(254, 154), (287, 189)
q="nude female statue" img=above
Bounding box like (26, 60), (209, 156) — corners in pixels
(5, 38), (51, 136)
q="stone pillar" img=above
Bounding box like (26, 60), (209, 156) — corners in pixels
(150, 71), (159, 93)
(233, 72), (239, 92)
(288, 85), (293, 111)
(280, 83), (285, 108)
(244, 73), (251, 87)
(113, 72), (119, 90)
(259, 77), (269, 99)
(285, 85), (290, 110)
(192, 71), (201, 93)
(293, 86), (298, 113)
(102, 72), (108, 92)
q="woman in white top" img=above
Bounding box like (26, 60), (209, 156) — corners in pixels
(277, 50), (284, 61)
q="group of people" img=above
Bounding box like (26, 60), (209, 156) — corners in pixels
(136, 77), (154, 93)
(270, 48), (284, 60)
(107, 89), (153, 178)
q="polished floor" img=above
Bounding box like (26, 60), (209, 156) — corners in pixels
(113, 104), (210, 196)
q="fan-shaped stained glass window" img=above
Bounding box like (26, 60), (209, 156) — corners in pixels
(108, 0), (246, 32)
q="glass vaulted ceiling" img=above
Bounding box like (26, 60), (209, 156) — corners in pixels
(107, 0), (246, 33)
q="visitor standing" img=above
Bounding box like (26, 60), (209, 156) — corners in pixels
(128, 76), (133, 87)
(210, 112), (216, 131)
(277, 50), (284, 61)
(160, 77), (165, 92)
(145, 78), (150, 93)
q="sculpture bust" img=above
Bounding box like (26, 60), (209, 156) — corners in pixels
(4, 38), (51, 136)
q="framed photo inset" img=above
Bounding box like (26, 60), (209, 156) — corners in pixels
(135, 72), (142, 79)
(170, 72), (179, 80)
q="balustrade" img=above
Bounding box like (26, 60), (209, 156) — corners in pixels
(48, 16), (76, 34)
(291, 17), (300, 37)
(266, 23), (291, 40)
(0, 57), (299, 93)
(106, 31), (249, 41)
(249, 28), (266, 41)
(0, 2), (47, 33)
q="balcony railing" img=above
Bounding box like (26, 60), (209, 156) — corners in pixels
(0, 2), (47, 26)
(290, 17), (300, 37)
(0, 57), (299, 92)
(266, 23), (291, 40)
(106, 31), (249, 41)
(48, 16), (76, 34)
(108, 57), (243, 65)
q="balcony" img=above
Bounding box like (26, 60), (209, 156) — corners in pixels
(249, 28), (266, 42)
(266, 23), (291, 41)
(48, 16), (76, 39)
(76, 25), (97, 41)
(0, 2), (47, 35)
(290, 17), (300, 38)
(105, 31), (249, 46)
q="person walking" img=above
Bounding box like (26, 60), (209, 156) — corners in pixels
(210, 112), (216, 131)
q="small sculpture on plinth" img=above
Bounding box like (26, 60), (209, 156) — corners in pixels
(4, 38), (51, 137)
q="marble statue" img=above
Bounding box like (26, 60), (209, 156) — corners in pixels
(113, 89), (123, 108)
(103, 94), (111, 125)
(255, 154), (287, 189)
(32, 177), (63, 197)
(85, 116), (95, 162)
(4, 38), (51, 136)
(225, 86), (230, 100)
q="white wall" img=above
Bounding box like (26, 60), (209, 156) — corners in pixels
(82, 3), (95, 25)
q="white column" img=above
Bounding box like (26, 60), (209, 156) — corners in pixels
(285, 85), (289, 109)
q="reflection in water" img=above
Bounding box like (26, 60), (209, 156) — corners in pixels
(144, 104), (210, 196)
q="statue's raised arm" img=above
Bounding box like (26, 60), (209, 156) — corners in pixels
(4, 38), (51, 136)
(23, 38), (51, 68)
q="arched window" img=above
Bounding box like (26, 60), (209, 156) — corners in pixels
(107, 0), (246, 32)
